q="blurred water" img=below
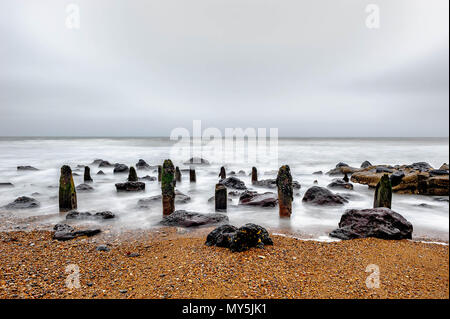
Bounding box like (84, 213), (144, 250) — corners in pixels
(0, 137), (448, 241)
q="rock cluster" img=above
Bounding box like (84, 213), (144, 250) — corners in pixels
(205, 223), (273, 252)
(65, 210), (115, 220)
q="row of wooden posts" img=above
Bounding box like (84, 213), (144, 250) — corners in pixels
(58, 160), (391, 217)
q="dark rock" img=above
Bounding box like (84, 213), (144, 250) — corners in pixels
(439, 163), (449, 171)
(376, 167), (394, 174)
(0, 182), (14, 188)
(228, 191), (242, 197)
(115, 181), (145, 192)
(429, 169), (449, 176)
(3, 196), (40, 209)
(329, 208), (413, 240)
(254, 179), (301, 189)
(98, 161), (113, 167)
(66, 210), (115, 220)
(312, 171), (323, 175)
(237, 170), (246, 176)
(433, 197), (449, 203)
(414, 203), (435, 209)
(96, 170), (105, 175)
(96, 245), (110, 252)
(139, 175), (157, 181)
(205, 223), (273, 252)
(327, 178), (353, 190)
(136, 159), (151, 170)
(238, 190), (278, 207)
(53, 223), (101, 241)
(76, 183), (94, 192)
(228, 171), (236, 175)
(219, 177), (247, 190)
(91, 159), (103, 165)
(113, 164), (129, 174)
(336, 162), (349, 168)
(205, 225), (238, 247)
(183, 157), (210, 165)
(160, 210), (228, 227)
(374, 174), (392, 209)
(137, 190), (191, 208)
(406, 162), (433, 172)
(302, 186), (348, 206)
(361, 161), (372, 168)
(17, 166), (38, 171)
(389, 171), (405, 187)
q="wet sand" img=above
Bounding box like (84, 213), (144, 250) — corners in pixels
(0, 227), (448, 299)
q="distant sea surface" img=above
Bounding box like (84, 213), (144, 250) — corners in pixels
(0, 137), (448, 241)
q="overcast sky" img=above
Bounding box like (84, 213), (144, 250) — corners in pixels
(0, 0), (448, 137)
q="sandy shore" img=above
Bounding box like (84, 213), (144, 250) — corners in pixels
(0, 227), (448, 299)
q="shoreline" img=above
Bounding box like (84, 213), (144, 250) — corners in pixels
(0, 228), (448, 299)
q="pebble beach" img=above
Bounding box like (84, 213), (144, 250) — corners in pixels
(0, 227), (448, 299)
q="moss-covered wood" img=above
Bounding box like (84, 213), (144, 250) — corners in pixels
(373, 174), (392, 209)
(219, 166), (226, 179)
(128, 166), (138, 182)
(59, 165), (77, 213)
(158, 165), (162, 182)
(276, 165), (293, 218)
(161, 160), (175, 215)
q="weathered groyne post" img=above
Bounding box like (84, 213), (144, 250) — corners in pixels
(158, 165), (162, 182)
(59, 165), (77, 213)
(251, 167), (258, 184)
(161, 160), (175, 216)
(343, 173), (349, 183)
(276, 165), (293, 218)
(374, 174), (392, 209)
(128, 166), (138, 182)
(219, 166), (226, 179)
(190, 168), (196, 183)
(175, 166), (182, 182)
(84, 166), (93, 183)
(215, 184), (227, 212)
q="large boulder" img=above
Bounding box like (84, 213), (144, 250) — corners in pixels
(3, 196), (40, 209)
(238, 190), (278, 207)
(66, 210), (115, 220)
(219, 177), (247, 190)
(53, 223), (101, 241)
(183, 157), (210, 165)
(327, 178), (353, 190)
(302, 186), (348, 206)
(329, 208), (413, 240)
(205, 223), (273, 252)
(115, 181), (145, 192)
(160, 210), (228, 227)
(137, 190), (191, 208)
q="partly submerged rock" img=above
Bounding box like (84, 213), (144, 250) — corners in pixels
(160, 210), (228, 227)
(253, 178), (301, 189)
(302, 186), (348, 206)
(238, 190), (278, 207)
(326, 163), (359, 176)
(96, 170), (105, 175)
(360, 161), (372, 168)
(219, 177), (247, 190)
(53, 223), (101, 241)
(139, 175), (157, 181)
(327, 178), (353, 190)
(205, 223), (273, 252)
(17, 166), (38, 171)
(0, 182), (14, 188)
(66, 210), (115, 220)
(76, 183), (94, 192)
(329, 208), (413, 240)
(98, 161), (113, 167)
(3, 196), (40, 209)
(113, 164), (129, 174)
(312, 171), (323, 175)
(115, 181), (145, 192)
(137, 190), (191, 208)
(183, 157), (210, 165)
